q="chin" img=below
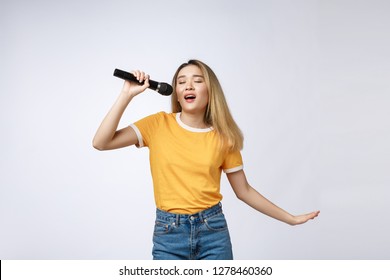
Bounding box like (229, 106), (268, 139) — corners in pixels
(181, 106), (207, 114)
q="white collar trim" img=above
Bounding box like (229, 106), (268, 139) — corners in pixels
(176, 113), (213, 133)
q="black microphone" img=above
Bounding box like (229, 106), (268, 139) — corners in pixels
(113, 68), (173, 96)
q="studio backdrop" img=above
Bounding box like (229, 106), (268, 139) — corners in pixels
(1, 0), (389, 259)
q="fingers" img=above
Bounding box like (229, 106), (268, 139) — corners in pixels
(312, 210), (320, 219)
(120, 70), (150, 97)
(291, 210), (320, 226)
(308, 210), (320, 221)
(131, 70), (150, 85)
(304, 211), (320, 222)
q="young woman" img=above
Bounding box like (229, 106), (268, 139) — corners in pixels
(93, 59), (320, 260)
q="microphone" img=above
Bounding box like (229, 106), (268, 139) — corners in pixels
(113, 68), (173, 96)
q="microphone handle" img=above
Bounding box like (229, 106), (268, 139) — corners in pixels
(113, 68), (172, 96)
(113, 68), (159, 89)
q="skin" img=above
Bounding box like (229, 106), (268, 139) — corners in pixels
(175, 64), (210, 128)
(93, 66), (320, 226)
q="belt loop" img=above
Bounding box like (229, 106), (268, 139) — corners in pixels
(200, 209), (205, 223)
(176, 214), (179, 225)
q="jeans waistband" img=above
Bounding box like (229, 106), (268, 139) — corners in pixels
(156, 202), (223, 224)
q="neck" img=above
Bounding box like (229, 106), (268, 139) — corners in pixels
(179, 111), (208, 129)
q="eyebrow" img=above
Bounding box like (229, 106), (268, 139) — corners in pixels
(177, 74), (204, 79)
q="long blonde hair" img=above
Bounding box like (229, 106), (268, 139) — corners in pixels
(171, 59), (244, 152)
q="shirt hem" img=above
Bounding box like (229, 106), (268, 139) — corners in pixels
(223, 165), (244, 173)
(129, 123), (144, 148)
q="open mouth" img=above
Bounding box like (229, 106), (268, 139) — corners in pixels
(184, 94), (196, 100)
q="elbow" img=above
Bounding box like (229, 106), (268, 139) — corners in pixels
(93, 145), (104, 151)
(92, 138), (106, 151)
(234, 190), (246, 201)
(233, 183), (251, 202)
(92, 143), (104, 151)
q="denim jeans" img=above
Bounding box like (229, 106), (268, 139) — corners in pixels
(152, 203), (233, 260)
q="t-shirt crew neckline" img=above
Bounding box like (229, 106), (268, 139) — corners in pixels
(175, 112), (213, 133)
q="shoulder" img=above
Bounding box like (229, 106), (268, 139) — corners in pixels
(133, 111), (177, 132)
(151, 111), (175, 119)
(157, 111), (175, 118)
(155, 111), (177, 123)
(136, 111), (173, 122)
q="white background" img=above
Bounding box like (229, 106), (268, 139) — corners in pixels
(1, 0), (389, 259)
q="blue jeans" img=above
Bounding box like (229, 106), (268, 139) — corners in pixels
(152, 203), (233, 260)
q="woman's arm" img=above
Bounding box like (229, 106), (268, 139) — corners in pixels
(226, 170), (320, 225)
(92, 71), (149, 151)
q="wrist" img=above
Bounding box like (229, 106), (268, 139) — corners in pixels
(286, 214), (297, 226)
(119, 90), (136, 101)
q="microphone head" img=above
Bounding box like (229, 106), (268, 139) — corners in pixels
(158, 83), (173, 96)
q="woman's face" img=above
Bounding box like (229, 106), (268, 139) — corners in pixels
(176, 65), (209, 115)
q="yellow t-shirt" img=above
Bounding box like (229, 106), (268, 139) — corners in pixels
(130, 112), (243, 214)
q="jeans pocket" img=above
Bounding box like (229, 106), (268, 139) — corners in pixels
(154, 220), (174, 236)
(204, 213), (228, 232)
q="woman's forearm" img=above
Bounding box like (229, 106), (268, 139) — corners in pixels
(237, 185), (296, 225)
(92, 92), (133, 150)
(93, 71), (150, 150)
(227, 170), (319, 225)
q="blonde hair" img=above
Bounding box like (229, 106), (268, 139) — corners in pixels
(171, 59), (243, 152)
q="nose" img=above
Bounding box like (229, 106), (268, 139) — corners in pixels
(185, 82), (194, 90)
